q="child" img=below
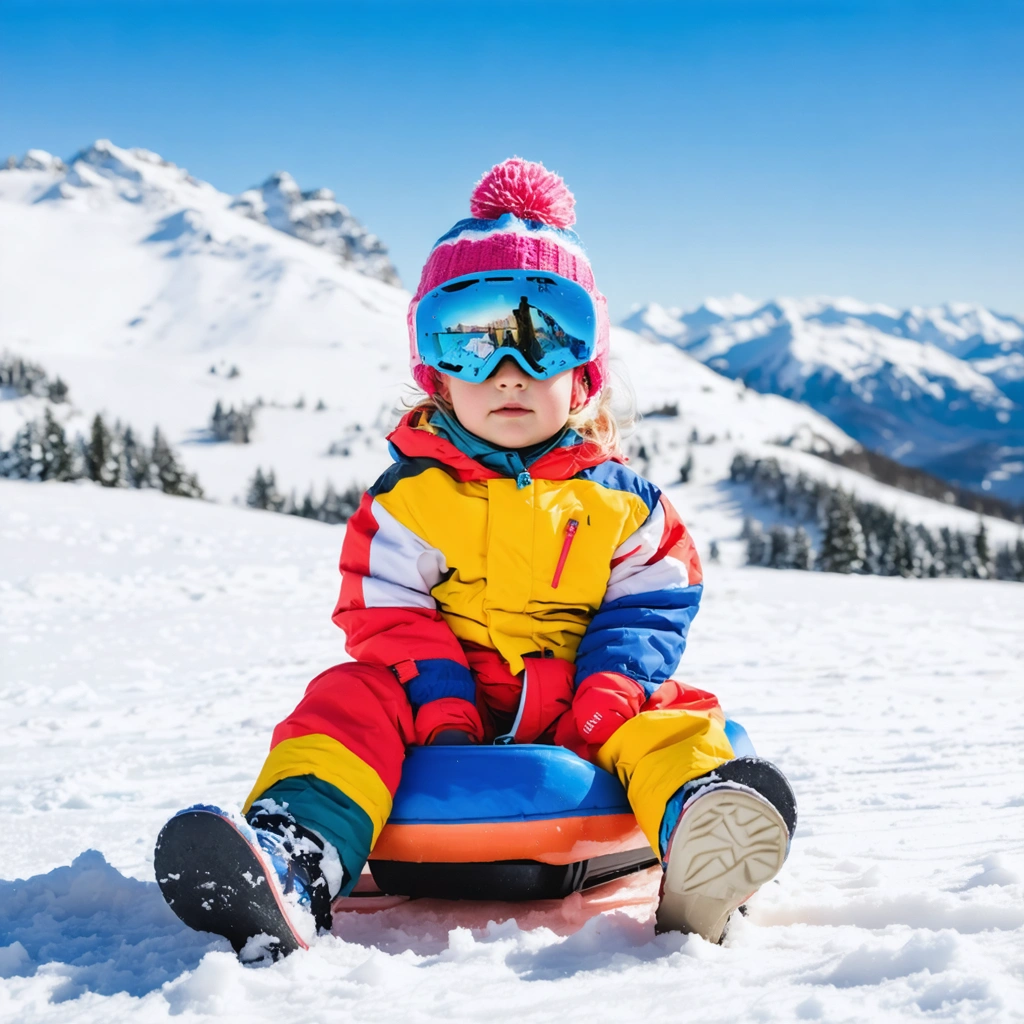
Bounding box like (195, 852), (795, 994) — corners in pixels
(156, 158), (796, 957)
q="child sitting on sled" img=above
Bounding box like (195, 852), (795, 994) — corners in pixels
(157, 159), (796, 957)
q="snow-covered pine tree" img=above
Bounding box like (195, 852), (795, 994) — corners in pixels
(246, 467), (284, 511)
(85, 414), (121, 487)
(151, 427), (203, 498)
(318, 482), (362, 524)
(118, 425), (151, 488)
(1, 419), (40, 478)
(767, 524), (793, 568)
(973, 520), (991, 579)
(817, 490), (866, 574)
(994, 537), (1024, 581)
(888, 520), (920, 578)
(729, 453), (751, 481)
(745, 519), (768, 566)
(792, 526), (813, 570)
(39, 408), (75, 481)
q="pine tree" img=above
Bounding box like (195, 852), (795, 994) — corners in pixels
(792, 526), (813, 570)
(2, 419), (41, 479)
(679, 451), (693, 484)
(817, 491), (866, 574)
(86, 414), (120, 487)
(767, 524), (793, 568)
(246, 467), (283, 511)
(119, 425), (150, 488)
(151, 427), (203, 498)
(888, 520), (919, 578)
(973, 520), (991, 579)
(211, 400), (225, 439)
(745, 520), (767, 566)
(39, 408), (74, 481)
(47, 377), (69, 403)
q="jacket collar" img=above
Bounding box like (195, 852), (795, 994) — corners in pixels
(387, 409), (618, 481)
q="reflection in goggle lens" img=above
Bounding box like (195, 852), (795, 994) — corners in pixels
(417, 272), (596, 381)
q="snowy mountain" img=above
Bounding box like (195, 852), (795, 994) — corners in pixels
(0, 139), (858, 507)
(231, 171), (399, 285)
(3, 138), (1020, 557)
(624, 298), (1024, 502)
(0, 140), (412, 503)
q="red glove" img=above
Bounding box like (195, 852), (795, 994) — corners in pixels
(468, 650), (575, 743)
(414, 697), (485, 746)
(571, 672), (646, 746)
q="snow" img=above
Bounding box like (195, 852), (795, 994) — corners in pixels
(2, 478), (1023, 1022)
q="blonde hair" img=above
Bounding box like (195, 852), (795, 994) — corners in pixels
(404, 369), (634, 461)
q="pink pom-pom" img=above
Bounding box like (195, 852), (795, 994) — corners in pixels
(470, 158), (576, 228)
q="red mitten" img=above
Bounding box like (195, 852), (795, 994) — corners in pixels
(510, 657), (574, 743)
(571, 672), (646, 746)
(414, 697), (485, 746)
(466, 648), (522, 716)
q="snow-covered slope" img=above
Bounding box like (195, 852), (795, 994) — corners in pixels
(0, 141), (411, 502)
(624, 298), (1024, 502)
(2, 479), (1022, 1022)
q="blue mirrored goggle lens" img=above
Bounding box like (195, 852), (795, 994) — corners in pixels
(416, 272), (597, 381)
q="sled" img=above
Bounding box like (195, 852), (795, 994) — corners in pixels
(361, 719), (755, 902)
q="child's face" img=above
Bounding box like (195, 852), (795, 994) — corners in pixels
(442, 358), (576, 447)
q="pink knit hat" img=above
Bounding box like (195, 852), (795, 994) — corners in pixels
(408, 158), (610, 397)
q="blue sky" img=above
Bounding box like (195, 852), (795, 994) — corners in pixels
(2, 1), (1022, 317)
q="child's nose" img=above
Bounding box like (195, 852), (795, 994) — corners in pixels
(493, 357), (528, 388)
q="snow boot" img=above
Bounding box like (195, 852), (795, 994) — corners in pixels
(155, 803), (333, 962)
(655, 757), (797, 943)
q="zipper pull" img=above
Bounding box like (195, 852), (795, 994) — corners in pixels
(551, 518), (579, 589)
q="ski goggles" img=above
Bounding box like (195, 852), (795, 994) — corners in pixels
(415, 270), (597, 382)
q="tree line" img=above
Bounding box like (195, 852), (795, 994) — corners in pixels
(245, 467), (362, 524)
(731, 453), (1023, 581)
(0, 408), (203, 497)
(1, 352), (69, 403)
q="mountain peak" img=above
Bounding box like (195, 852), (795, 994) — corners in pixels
(4, 149), (67, 172)
(231, 172), (399, 286)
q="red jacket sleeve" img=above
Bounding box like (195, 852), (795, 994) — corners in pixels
(332, 490), (472, 689)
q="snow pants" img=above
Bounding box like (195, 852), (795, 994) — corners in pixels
(242, 662), (735, 896)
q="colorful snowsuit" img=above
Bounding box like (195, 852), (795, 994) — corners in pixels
(244, 410), (734, 893)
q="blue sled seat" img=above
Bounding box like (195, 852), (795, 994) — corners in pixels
(366, 720), (754, 901)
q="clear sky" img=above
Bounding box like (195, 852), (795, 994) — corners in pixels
(2, 0), (1022, 318)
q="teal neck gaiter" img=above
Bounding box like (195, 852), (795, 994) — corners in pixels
(429, 408), (579, 489)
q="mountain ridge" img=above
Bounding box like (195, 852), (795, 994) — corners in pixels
(623, 297), (1024, 501)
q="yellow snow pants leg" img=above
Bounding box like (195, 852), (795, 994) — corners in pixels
(592, 703), (735, 858)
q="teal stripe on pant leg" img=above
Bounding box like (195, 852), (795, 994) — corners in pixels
(254, 775), (375, 896)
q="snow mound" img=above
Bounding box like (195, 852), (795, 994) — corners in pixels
(0, 851), (216, 999)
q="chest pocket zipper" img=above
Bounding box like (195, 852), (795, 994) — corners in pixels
(551, 518), (579, 589)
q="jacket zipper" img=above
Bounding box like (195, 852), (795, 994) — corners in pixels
(551, 519), (579, 589)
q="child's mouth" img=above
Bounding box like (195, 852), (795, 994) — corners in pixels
(493, 405), (531, 417)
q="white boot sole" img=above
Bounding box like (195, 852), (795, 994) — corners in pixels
(655, 788), (788, 942)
